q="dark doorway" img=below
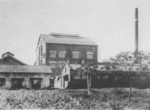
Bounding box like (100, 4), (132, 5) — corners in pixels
(30, 78), (42, 90)
(0, 78), (5, 87)
(50, 77), (54, 88)
(11, 78), (24, 90)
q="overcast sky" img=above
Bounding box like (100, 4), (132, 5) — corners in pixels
(0, 0), (150, 65)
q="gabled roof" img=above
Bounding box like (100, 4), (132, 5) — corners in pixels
(69, 64), (81, 70)
(0, 55), (26, 65)
(37, 33), (97, 48)
(61, 63), (81, 71)
(51, 68), (62, 77)
(0, 65), (52, 73)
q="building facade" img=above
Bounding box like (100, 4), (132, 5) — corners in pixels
(53, 63), (143, 89)
(36, 33), (98, 68)
(0, 65), (52, 89)
(0, 52), (52, 90)
(54, 63), (82, 89)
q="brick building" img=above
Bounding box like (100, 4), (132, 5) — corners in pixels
(36, 33), (98, 68)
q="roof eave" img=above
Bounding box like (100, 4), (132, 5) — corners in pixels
(45, 42), (98, 46)
(36, 35), (46, 51)
(0, 72), (52, 74)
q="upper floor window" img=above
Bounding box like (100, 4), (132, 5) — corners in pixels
(86, 52), (93, 59)
(59, 51), (66, 58)
(65, 67), (66, 73)
(39, 47), (40, 57)
(72, 52), (79, 59)
(50, 51), (56, 58)
(40, 60), (42, 65)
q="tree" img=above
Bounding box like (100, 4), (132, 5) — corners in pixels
(104, 51), (150, 101)
(77, 62), (98, 95)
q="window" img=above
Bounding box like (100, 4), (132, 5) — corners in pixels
(87, 54), (93, 59)
(40, 60), (42, 65)
(41, 45), (43, 56)
(50, 63), (56, 68)
(86, 52), (93, 59)
(72, 52), (79, 59)
(65, 67), (67, 73)
(58, 61), (65, 68)
(59, 51), (66, 58)
(49, 61), (57, 68)
(39, 47), (40, 56)
(50, 51), (56, 58)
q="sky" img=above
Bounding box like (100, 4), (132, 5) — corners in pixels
(0, 0), (150, 65)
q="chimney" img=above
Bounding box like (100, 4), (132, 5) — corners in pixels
(135, 8), (140, 63)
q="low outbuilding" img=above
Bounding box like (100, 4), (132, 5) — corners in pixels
(0, 52), (52, 89)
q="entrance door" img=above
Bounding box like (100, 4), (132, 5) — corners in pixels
(50, 78), (54, 88)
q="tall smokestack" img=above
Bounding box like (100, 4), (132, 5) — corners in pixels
(135, 8), (139, 63)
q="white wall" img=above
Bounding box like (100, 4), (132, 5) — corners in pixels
(36, 37), (46, 65)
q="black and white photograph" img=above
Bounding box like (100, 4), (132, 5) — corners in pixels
(0, 0), (150, 109)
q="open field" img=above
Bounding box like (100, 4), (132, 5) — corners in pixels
(0, 88), (150, 110)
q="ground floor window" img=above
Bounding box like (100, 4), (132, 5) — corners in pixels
(49, 61), (57, 68)
(58, 61), (66, 68)
(50, 63), (56, 68)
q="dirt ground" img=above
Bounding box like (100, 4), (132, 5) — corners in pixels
(0, 88), (150, 109)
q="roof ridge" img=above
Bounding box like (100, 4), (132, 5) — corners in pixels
(39, 33), (98, 46)
(0, 55), (27, 65)
(40, 34), (49, 36)
(50, 33), (80, 37)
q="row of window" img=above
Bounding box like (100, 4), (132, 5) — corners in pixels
(50, 51), (65, 58)
(50, 51), (93, 59)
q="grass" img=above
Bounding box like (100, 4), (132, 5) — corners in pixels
(0, 88), (150, 109)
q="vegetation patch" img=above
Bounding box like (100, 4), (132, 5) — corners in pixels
(0, 88), (150, 109)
